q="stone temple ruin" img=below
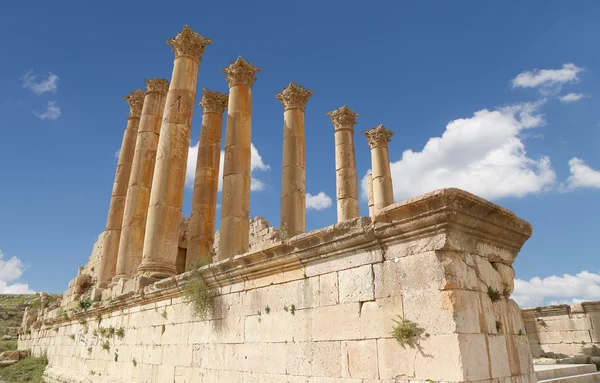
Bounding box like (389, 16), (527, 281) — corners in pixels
(20, 25), (538, 382)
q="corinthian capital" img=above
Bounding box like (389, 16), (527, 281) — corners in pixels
(326, 105), (359, 129)
(166, 25), (212, 61)
(144, 78), (169, 94)
(222, 56), (261, 88)
(123, 89), (145, 118)
(199, 88), (228, 115)
(363, 125), (394, 149)
(276, 82), (314, 111)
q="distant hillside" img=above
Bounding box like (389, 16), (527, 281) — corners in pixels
(0, 294), (59, 339)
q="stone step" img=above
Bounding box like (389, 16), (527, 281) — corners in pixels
(536, 364), (598, 380)
(539, 372), (600, 383)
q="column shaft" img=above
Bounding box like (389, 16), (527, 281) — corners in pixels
(371, 145), (394, 212)
(334, 128), (360, 221)
(186, 89), (228, 270)
(327, 106), (360, 222)
(137, 26), (211, 279)
(138, 56), (198, 278)
(217, 56), (260, 261)
(97, 90), (144, 287)
(277, 82), (313, 238)
(281, 108), (306, 237)
(219, 85), (252, 259)
(367, 173), (374, 217)
(363, 125), (395, 214)
(114, 79), (168, 281)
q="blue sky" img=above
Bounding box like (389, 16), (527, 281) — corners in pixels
(0, 1), (598, 307)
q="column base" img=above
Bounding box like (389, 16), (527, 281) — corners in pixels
(108, 275), (131, 288)
(136, 261), (177, 280)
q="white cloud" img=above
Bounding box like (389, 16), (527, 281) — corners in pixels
(0, 250), (35, 294)
(33, 100), (61, 120)
(560, 157), (600, 191)
(361, 101), (556, 201)
(511, 63), (583, 95)
(22, 70), (59, 95)
(186, 142), (269, 192)
(513, 271), (600, 308)
(114, 148), (121, 159)
(306, 192), (332, 210)
(560, 93), (586, 103)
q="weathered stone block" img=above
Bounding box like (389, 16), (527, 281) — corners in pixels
(338, 265), (374, 303)
(341, 340), (378, 379)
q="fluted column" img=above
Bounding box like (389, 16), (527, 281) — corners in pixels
(363, 125), (394, 213)
(276, 82), (313, 238)
(97, 89), (144, 287)
(113, 78), (169, 282)
(137, 26), (212, 279)
(327, 105), (360, 222)
(367, 173), (374, 217)
(186, 89), (228, 269)
(218, 57), (261, 261)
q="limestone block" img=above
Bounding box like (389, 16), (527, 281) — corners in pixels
(341, 340), (378, 379)
(360, 296), (403, 339)
(242, 277), (319, 316)
(492, 262), (516, 295)
(319, 272), (339, 306)
(402, 289), (482, 335)
(488, 335), (511, 378)
(285, 341), (341, 377)
(437, 251), (479, 291)
(338, 265), (374, 303)
(413, 334), (463, 381)
(372, 261), (401, 299)
(312, 303), (361, 341)
(244, 309), (312, 343)
(473, 254), (503, 294)
(305, 249), (382, 277)
(377, 338), (418, 379)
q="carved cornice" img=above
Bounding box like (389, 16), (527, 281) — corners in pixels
(144, 78), (169, 94)
(276, 81), (314, 111)
(222, 56), (261, 88)
(166, 25), (212, 61)
(363, 125), (394, 149)
(199, 88), (228, 115)
(326, 105), (359, 129)
(123, 89), (145, 118)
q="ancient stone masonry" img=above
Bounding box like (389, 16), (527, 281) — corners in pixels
(327, 105), (361, 222)
(277, 82), (313, 238)
(97, 89), (144, 288)
(218, 57), (261, 261)
(21, 189), (536, 383)
(114, 78), (170, 283)
(523, 301), (600, 363)
(137, 26), (211, 279)
(363, 124), (395, 213)
(186, 89), (228, 269)
(20, 25), (539, 383)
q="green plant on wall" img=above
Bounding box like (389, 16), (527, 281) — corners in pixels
(182, 260), (220, 320)
(391, 316), (426, 348)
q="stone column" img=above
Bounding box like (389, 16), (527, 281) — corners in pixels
(218, 57), (261, 261)
(96, 89), (144, 287)
(137, 26), (212, 279)
(186, 89), (228, 269)
(113, 78), (169, 282)
(276, 82), (314, 238)
(327, 105), (360, 222)
(363, 125), (395, 213)
(367, 173), (374, 217)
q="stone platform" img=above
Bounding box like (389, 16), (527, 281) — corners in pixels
(19, 189), (537, 383)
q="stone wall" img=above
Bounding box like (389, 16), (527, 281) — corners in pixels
(213, 216), (281, 255)
(20, 189), (536, 383)
(523, 301), (600, 361)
